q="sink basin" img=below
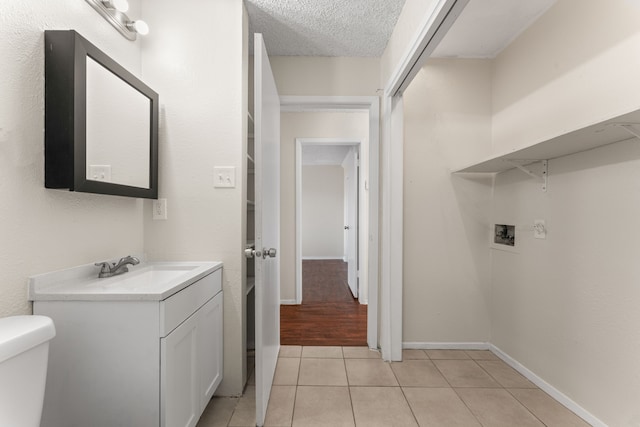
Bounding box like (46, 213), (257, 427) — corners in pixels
(28, 261), (222, 301)
(95, 264), (198, 290)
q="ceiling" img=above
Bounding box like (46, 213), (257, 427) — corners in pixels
(432, 0), (557, 58)
(245, 0), (406, 56)
(245, 0), (557, 58)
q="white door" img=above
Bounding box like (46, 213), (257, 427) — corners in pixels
(344, 147), (358, 298)
(254, 33), (280, 427)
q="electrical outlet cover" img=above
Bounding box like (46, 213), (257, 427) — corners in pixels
(153, 198), (167, 220)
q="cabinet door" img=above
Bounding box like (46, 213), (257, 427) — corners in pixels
(198, 292), (223, 410)
(161, 313), (199, 427)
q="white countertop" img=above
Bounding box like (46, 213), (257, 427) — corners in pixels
(29, 261), (223, 301)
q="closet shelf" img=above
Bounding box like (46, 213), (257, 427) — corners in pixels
(246, 277), (255, 296)
(453, 109), (640, 174)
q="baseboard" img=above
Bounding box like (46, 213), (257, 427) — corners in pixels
(301, 256), (344, 260)
(490, 344), (606, 427)
(280, 299), (297, 305)
(402, 342), (489, 350)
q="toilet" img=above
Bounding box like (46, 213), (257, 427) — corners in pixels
(0, 315), (56, 427)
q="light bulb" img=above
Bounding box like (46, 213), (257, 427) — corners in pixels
(131, 19), (149, 35)
(113, 0), (129, 12)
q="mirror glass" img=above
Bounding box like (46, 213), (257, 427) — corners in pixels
(85, 57), (151, 188)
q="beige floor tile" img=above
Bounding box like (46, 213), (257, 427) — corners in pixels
(273, 357), (300, 385)
(301, 345), (343, 358)
(456, 388), (544, 427)
(426, 349), (470, 360)
(343, 346), (381, 359)
(391, 360), (449, 387)
(403, 387), (481, 427)
(433, 360), (501, 388)
(197, 396), (239, 427)
(293, 386), (354, 427)
(228, 385), (256, 427)
(264, 386), (297, 427)
(465, 350), (500, 360)
(298, 358), (348, 386)
(279, 345), (303, 358)
(345, 359), (399, 386)
(477, 360), (536, 388)
(350, 386), (418, 426)
(402, 349), (429, 359)
(509, 388), (590, 427)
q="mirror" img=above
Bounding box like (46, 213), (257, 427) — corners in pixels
(45, 30), (159, 199)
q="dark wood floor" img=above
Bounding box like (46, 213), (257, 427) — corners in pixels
(280, 259), (367, 346)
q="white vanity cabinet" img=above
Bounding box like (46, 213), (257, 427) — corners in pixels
(30, 262), (223, 427)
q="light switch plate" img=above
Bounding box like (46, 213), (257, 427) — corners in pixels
(214, 166), (236, 188)
(533, 219), (546, 239)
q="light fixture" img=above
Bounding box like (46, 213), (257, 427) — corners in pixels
(85, 0), (149, 41)
(101, 0), (129, 13)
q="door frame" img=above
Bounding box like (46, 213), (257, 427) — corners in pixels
(378, 0), (468, 361)
(295, 138), (362, 304)
(281, 96), (379, 350)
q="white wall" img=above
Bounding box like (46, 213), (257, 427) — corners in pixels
(280, 112), (369, 302)
(487, 1), (640, 425)
(492, 0), (640, 153)
(301, 166), (344, 258)
(270, 57), (380, 96)
(402, 59), (493, 344)
(381, 0), (438, 87)
(140, 0), (247, 395)
(0, 0), (146, 317)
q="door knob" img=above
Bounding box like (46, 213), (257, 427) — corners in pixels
(263, 248), (277, 259)
(344, 226), (350, 230)
(245, 248), (262, 259)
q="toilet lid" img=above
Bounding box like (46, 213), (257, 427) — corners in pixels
(0, 315), (56, 364)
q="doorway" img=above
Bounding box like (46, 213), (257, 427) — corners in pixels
(281, 140), (366, 346)
(279, 97), (380, 350)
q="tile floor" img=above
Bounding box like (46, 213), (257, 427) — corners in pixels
(197, 347), (590, 427)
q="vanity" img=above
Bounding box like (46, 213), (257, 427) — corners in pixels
(28, 261), (223, 427)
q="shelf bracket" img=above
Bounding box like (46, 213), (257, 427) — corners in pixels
(504, 159), (548, 192)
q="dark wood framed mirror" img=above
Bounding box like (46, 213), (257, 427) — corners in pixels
(45, 30), (159, 199)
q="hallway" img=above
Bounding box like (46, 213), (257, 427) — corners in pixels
(280, 260), (367, 346)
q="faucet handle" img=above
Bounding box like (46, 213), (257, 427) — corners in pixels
(94, 261), (112, 274)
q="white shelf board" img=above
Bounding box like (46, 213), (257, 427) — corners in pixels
(453, 109), (640, 173)
(246, 277), (255, 295)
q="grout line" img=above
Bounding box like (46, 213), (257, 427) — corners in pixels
(398, 385), (421, 426)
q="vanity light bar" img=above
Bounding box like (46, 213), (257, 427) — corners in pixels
(84, 0), (149, 41)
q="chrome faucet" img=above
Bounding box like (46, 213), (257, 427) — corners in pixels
(95, 255), (141, 278)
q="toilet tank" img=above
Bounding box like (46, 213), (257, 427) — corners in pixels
(0, 315), (56, 427)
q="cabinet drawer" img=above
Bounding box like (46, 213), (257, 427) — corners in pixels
(160, 268), (222, 337)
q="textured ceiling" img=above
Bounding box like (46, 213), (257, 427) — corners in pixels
(245, 0), (407, 56)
